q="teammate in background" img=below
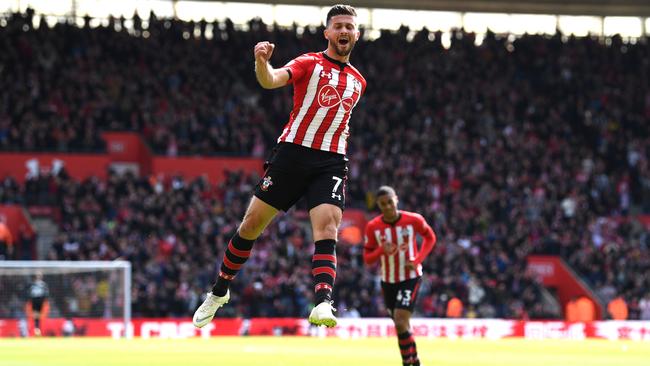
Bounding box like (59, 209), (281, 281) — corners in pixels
(25, 272), (50, 336)
(364, 186), (436, 366)
(193, 4), (366, 328)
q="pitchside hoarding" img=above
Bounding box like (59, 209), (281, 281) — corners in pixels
(2, 318), (649, 340)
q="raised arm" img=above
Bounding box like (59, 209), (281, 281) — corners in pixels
(254, 41), (290, 89)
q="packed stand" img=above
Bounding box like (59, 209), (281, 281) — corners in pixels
(346, 27), (650, 318)
(0, 10), (282, 156)
(1, 10), (650, 319)
(1, 169), (382, 318)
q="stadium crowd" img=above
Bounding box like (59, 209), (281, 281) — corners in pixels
(1, 9), (649, 320)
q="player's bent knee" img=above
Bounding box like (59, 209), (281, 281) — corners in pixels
(316, 224), (338, 240)
(239, 214), (266, 239)
(395, 320), (410, 333)
(311, 206), (342, 240)
(393, 311), (411, 332)
(239, 202), (278, 239)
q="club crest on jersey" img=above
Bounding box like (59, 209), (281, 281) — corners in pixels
(317, 84), (354, 111)
(352, 79), (362, 93)
(378, 234), (398, 255)
(260, 176), (273, 191)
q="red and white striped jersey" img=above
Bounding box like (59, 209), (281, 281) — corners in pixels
(364, 211), (436, 284)
(278, 52), (366, 155)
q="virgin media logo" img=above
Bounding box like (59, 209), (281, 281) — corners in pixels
(317, 85), (354, 111)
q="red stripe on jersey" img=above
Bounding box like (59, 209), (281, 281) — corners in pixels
(279, 117), (298, 143)
(277, 52), (366, 155)
(368, 212), (426, 283)
(312, 267), (336, 278)
(279, 64), (314, 141)
(292, 66), (333, 145)
(227, 242), (251, 258)
(312, 72), (349, 150)
(329, 101), (351, 153)
(330, 75), (361, 153)
(390, 252), (398, 283)
(312, 254), (336, 262)
(380, 255), (387, 282)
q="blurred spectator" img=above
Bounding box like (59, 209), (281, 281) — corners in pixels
(566, 297), (578, 322)
(17, 225), (36, 260)
(607, 296), (628, 320)
(576, 296), (595, 322)
(446, 295), (463, 318)
(639, 294), (650, 320)
(0, 216), (13, 260)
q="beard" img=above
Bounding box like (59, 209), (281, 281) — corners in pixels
(330, 38), (356, 57)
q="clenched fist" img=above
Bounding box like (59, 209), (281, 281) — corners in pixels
(254, 41), (275, 63)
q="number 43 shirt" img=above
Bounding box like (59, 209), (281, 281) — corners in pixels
(363, 211), (436, 283)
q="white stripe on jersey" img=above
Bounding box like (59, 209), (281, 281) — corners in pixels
(321, 73), (356, 151)
(388, 254), (395, 283)
(384, 228), (394, 283)
(302, 68), (340, 145)
(397, 226), (406, 282)
(336, 122), (350, 154)
(405, 225), (418, 278)
(375, 230), (386, 282)
(380, 255), (386, 281)
(285, 63), (323, 142)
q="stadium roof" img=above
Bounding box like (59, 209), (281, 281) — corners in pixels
(209, 0), (650, 17)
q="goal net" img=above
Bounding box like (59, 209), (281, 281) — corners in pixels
(0, 261), (131, 338)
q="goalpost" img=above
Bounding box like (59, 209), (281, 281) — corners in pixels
(0, 261), (131, 338)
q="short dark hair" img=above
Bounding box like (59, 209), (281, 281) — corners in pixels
(376, 185), (397, 198)
(326, 4), (357, 26)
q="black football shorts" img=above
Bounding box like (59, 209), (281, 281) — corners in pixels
(381, 277), (421, 315)
(254, 142), (348, 212)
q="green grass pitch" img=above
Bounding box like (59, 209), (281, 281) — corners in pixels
(1, 337), (648, 366)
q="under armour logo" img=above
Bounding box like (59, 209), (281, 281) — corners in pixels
(320, 70), (332, 79)
(332, 193), (341, 200)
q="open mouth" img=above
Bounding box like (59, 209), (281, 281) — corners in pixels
(338, 38), (349, 46)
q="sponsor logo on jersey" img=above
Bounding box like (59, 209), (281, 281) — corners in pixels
(317, 84), (354, 111)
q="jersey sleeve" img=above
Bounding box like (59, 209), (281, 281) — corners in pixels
(413, 214), (436, 265)
(282, 54), (312, 85)
(363, 222), (384, 265)
(364, 223), (378, 251)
